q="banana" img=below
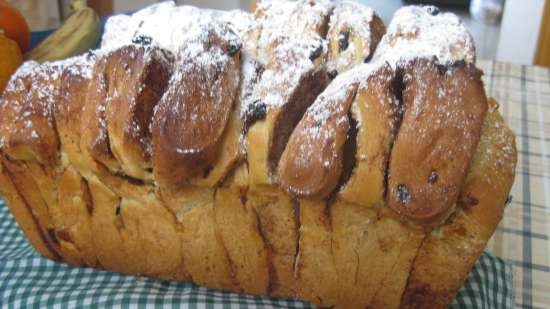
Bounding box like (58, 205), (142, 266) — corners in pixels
(24, 0), (100, 62)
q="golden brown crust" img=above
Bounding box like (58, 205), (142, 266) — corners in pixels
(151, 24), (241, 188)
(246, 186), (298, 297)
(332, 201), (425, 309)
(278, 72), (358, 198)
(87, 176), (132, 273)
(0, 159), (57, 260)
(3, 65), (61, 166)
(388, 60), (488, 225)
(80, 56), (118, 175)
(214, 187), (270, 294)
(339, 65), (399, 206)
(247, 41), (329, 186)
(180, 201), (237, 291)
(118, 193), (183, 277)
(105, 45), (174, 180)
(295, 199), (339, 308)
(400, 99), (517, 309)
(0, 157), (63, 259)
(54, 60), (93, 171)
(56, 166), (98, 267)
(0, 65), (33, 152)
(189, 93), (244, 187)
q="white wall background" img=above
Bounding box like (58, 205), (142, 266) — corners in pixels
(496, 0), (546, 64)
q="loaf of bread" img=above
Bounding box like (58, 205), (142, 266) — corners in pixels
(0, 2), (516, 308)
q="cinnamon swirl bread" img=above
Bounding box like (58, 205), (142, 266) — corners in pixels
(0, 2), (516, 309)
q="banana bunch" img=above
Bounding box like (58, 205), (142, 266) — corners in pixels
(25, 0), (100, 62)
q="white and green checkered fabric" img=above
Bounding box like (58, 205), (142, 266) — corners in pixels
(0, 199), (513, 309)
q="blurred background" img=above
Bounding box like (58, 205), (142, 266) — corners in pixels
(4, 0), (549, 66)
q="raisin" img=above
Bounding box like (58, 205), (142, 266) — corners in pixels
(328, 69), (338, 79)
(426, 6), (440, 16)
(227, 39), (242, 56)
(396, 184), (411, 204)
(338, 31), (350, 52)
(309, 43), (323, 62)
(243, 100), (267, 134)
(132, 34), (152, 46)
(428, 171), (438, 183)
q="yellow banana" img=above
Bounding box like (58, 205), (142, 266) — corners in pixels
(24, 0), (100, 62)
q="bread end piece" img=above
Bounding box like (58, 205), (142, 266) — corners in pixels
(400, 98), (516, 309)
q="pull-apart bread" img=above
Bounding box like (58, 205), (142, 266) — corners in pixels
(0, 2), (517, 308)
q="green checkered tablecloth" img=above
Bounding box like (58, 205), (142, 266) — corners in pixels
(477, 60), (550, 309)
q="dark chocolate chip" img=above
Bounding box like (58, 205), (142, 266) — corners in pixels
(428, 171), (438, 183)
(115, 205), (121, 216)
(426, 6), (440, 16)
(227, 40), (242, 56)
(396, 184), (411, 204)
(505, 195), (513, 205)
(338, 31), (350, 52)
(132, 34), (152, 46)
(328, 69), (338, 79)
(309, 44), (323, 61)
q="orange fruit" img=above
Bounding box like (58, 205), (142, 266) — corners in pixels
(0, 1), (31, 52)
(0, 30), (23, 94)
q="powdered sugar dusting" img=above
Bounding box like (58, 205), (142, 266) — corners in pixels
(221, 9), (259, 55)
(100, 1), (256, 57)
(305, 63), (381, 139)
(250, 39), (323, 111)
(238, 57), (264, 119)
(328, 1), (377, 71)
(329, 1), (375, 38)
(373, 5), (475, 68)
(153, 18), (240, 128)
(255, 0), (333, 62)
